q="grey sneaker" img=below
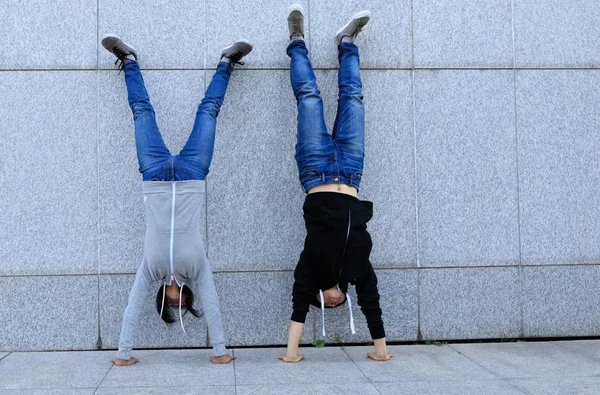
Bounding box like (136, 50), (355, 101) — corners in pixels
(287, 4), (305, 40)
(335, 10), (372, 44)
(220, 40), (254, 65)
(101, 34), (137, 68)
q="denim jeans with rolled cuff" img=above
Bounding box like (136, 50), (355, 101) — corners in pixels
(287, 39), (365, 192)
(123, 60), (233, 181)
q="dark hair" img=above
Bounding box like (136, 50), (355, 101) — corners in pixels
(156, 285), (202, 324)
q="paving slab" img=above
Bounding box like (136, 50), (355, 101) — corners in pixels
(0, 351), (112, 390)
(237, 384), (381, 395)
(451, 342), (600, 379)
(413, 0), (513, 68)
(1, 391), (95, 395)
(508, 377), (600, 395)
(233, 347), (369, 385)
(98, 350), (235, 388)
(553, 340), (600, 363)
(95, 387), (235, 395)
(375, 380), (526, 395)
(344, 345), (497, 382)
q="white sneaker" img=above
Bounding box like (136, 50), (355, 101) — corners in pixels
(287, 4), (305, 40)
(101, 34), (138, 68)
(335, 10), (372, 44)
(220, 40), (254, 65)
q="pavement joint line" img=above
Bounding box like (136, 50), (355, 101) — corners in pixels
(94, 359), (115, 392)
(0, 352), (11, 362)
(340, 346), (377, 390)
(446, 343), (530, 394)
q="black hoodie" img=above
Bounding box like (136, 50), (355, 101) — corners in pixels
(291, 192), (385, 340)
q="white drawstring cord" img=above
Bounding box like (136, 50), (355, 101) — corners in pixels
(346, 292), (356, 334)
(159, 282), (166, 318)
(319, 289), (326, 337)
(179, 284), (186, 333)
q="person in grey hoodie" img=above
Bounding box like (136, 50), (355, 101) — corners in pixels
(101, 35), (253, 365)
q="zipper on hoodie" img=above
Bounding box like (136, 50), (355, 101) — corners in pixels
(169, 181), (177, 284)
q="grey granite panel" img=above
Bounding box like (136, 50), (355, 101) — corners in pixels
(413, 0), (513, 68)
(314, 269), (417, 344)
(420, 268), (520, 339)
(206, 70), (305, 271)
(0, 72), (98, 275)
(0, 351), (111, 390)
(517, 71), (600, 265)
(509, 378), (600, 395)
(233, 347), (369, 385)
(99, 275), (208, 350)
(206, 0), (309, 69)
(316, 70), (416, 268)
(237, 384), (380, 395)
(0, 1), (96, 69)
(99, 350), (234, 388)
(375, 381), (526, 395)
(98, 0), (205, 69)
(0, 276), (98, 351)
(452, 341), (600, 378)
(522, 266), (600, 337)
(2, 391), (95, 395)
(513, 0), (600, 68)
(554, 340), (600, 363)
(96, 388), (234, 395)
(98, 70), (206, 274)
(415, 70), (519, 267)
(344, 345), (497, 381)
(310, 0), (412, 69)
(213, 272), (314, 346)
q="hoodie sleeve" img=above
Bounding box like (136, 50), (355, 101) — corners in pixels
(116, 260), (153, 360)
(291, 253), (314, 323)
(195, 254), (227, 357)
(354, 264), (386, 340)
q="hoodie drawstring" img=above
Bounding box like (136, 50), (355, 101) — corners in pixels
(159, 282), (166, 319)
(179, 283), (186, 333)
(319, 289), (326, 337)
(346, 292), (356, 334)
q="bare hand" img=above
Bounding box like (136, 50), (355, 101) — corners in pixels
(210, 354), (236, 364)
(367, 352), (394, 361)
(275, 353), (305, 363)
(110, 357), (139, 366)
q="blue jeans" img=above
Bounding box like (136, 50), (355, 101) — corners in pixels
(124, 60), (233, 181)
(287, 40), (365, 192)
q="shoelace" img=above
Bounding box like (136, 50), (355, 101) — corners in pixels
(225, 51), (245, 66)
(112, 46), (131, 72)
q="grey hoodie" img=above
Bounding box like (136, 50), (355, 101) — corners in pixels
(116, 180), (226, 360)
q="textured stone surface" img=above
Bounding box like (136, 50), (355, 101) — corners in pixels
(0, 276), (98, 351)
(96, 388), (234, 395)
(99, 275), (208, 350)
(98, 70), (206, 274)
(0, 351), (111, 390)
(413, 0), (513, 68)
(0, 0), (96, 69)
(452, 342), (600, 378)
(513, 0), (600, 68)
(316, 70), (416, 268)
(0, 72), (98, 276)
(522, 266), (600, 337)
(1, 391), (95, 395)
(206, 0), (309, 69)
(315, 269), (417, 343)
(310, 0), (412, 69)
(345, 345), (497, 381)
(233, 347), (369, 384)
(509, 378), (600, 395)
(213, 272), (314, 346)
(206, 70), (305, 271)
(375, 381), (526, 395)
(517, 71), (600, 265)
(415, 70), (519, 267)
(98, 0), (205, 69)
(419, 268), (520, 339)
(237, 384), (380, 395)
(99, 350), (234, 388)
(554, 340), (600, 362)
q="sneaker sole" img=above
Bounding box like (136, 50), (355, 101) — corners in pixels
(220, 39), (254, 54)
(287, 3), (305, 17)
(335, 10), (372, 38)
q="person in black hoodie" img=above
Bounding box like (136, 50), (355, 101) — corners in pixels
(276, 5), (393, 363)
